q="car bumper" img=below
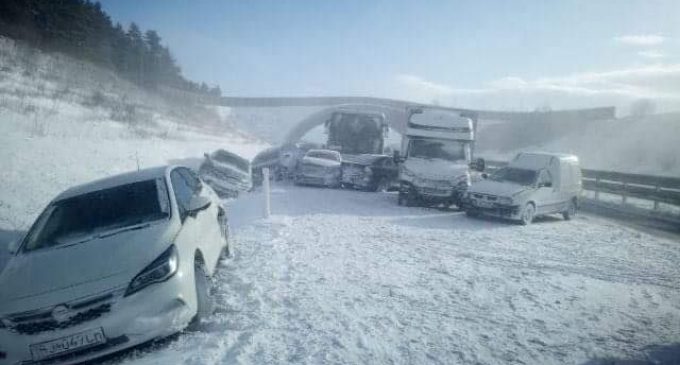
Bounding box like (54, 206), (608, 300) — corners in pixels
(296, 174), (338, 187)
(463, 199), (521, 219)
(400, 181), (465, 204)
(0, 274), (194, 365)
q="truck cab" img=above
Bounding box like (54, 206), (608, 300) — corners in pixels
(464, 152), (582, 225)
(396, 107), (480, 207)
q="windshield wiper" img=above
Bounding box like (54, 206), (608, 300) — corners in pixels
(97, 222), (152, 239)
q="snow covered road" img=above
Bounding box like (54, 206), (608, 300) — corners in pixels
(110, 185), (679, 364)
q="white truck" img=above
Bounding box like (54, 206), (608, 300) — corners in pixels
(463, 152), (582, 225)
(396, 107), (483, 207)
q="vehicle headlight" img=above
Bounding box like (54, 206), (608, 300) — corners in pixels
(498, 196), (513, 205)
(401, 166), (415, 178)
(364, 166), (373, 174)
(125, 245), (179, 296)
(453, 173), (471, 188)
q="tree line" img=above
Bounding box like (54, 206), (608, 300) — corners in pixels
(0, 0), (221, 97)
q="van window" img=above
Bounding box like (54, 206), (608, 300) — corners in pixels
(538, 169), (553, 187)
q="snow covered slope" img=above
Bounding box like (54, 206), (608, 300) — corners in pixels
(0, 36), (269, 232)
(101, 185), (680, 365)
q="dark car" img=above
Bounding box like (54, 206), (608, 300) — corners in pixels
(341, 154), (399, 192)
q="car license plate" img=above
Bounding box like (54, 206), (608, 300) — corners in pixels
(30, 328), (106, 361)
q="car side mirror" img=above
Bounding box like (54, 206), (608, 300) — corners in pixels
(471, 158), (486, 172)
(8, 239), (19, 254)
(186, 195), (211, 217)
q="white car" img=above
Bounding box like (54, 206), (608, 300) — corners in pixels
(0, 166), (230, 365)
(294, 149), (343, 188)
(463, 152), (582, 225)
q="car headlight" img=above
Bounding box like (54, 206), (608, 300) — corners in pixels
(498, 196), (513, 205)
(125, 245), (179, 297)
(364, 166), (373, 174)
(401, 166), (415, 178)
(453, 174), (471, 187)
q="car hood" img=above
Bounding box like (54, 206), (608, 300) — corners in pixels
(0, 220), (177, 314)
(467, 179), (531, 197)
(403, 158), (468, 180)
(302, 157), (341, 168)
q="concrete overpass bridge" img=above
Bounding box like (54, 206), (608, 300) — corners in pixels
(210, 96), (616, 144)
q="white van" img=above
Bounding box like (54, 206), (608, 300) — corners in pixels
(463, 152), (582, 225)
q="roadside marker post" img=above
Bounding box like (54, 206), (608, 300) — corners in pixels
(263, 168), (271, 218)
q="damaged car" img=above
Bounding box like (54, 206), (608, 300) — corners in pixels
(198, 149), (252, 198)
(295, 149), (342, 188)
(341, 154), (398, 192)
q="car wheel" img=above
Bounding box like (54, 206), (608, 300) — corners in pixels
(189, 261), (214, 330)
(520, 203), (535, 225)
(562, 199), (577, 220)
(466, 209), (480, 218)
(398, 191), (407, 206)
(374, 178), (390, 192)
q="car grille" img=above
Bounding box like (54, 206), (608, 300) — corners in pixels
(341, 165), (364, 183)
(302, 164), (325, 175)
(4, 290), (119, 335)
(472, 193), (498, 201)
(419, 187), (452, 196)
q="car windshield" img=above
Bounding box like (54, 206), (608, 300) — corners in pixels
(307, 151), (338, 161)
(490, 167), (538, 186)
(21, 179), (170, 252)
(408, 139), (466, 161)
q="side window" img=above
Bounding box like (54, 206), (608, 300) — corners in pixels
(539, 170), (553, 186)
(171, 169), (193, 212)
(178, 168), (201, 194)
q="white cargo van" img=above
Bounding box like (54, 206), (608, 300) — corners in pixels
(396, 107), (483, 207)
(463, 152), (582, 225)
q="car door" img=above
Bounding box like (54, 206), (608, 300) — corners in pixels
(171, 168), (204, 256)
(534, 169), (560, 214)
(180, 168), (223, 270)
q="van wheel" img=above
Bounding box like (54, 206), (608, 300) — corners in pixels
(562, 199), (577, 220)
(189, 261), (214, 330)
(520, 203), (535, 225)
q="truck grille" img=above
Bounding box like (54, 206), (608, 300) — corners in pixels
(4, 290), (119, 335)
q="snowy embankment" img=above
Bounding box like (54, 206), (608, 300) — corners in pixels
(0, 35), (268, 241)
(106, 185), (680, 365)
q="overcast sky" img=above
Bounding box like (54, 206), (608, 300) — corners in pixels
(100, 0), (680, 113)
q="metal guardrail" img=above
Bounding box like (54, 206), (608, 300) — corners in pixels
(484, 160), (680, 218)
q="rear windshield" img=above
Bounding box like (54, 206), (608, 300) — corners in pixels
(21, 179), (170, 252)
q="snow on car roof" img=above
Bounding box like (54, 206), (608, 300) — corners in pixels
(55, 165), (172, 201)
(409, 109), (471, 129)
(510, 152), (579, 169)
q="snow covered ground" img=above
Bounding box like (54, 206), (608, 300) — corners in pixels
(96, 184), (680, 365)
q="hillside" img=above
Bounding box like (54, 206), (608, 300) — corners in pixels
(0, 36), (268, 231)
